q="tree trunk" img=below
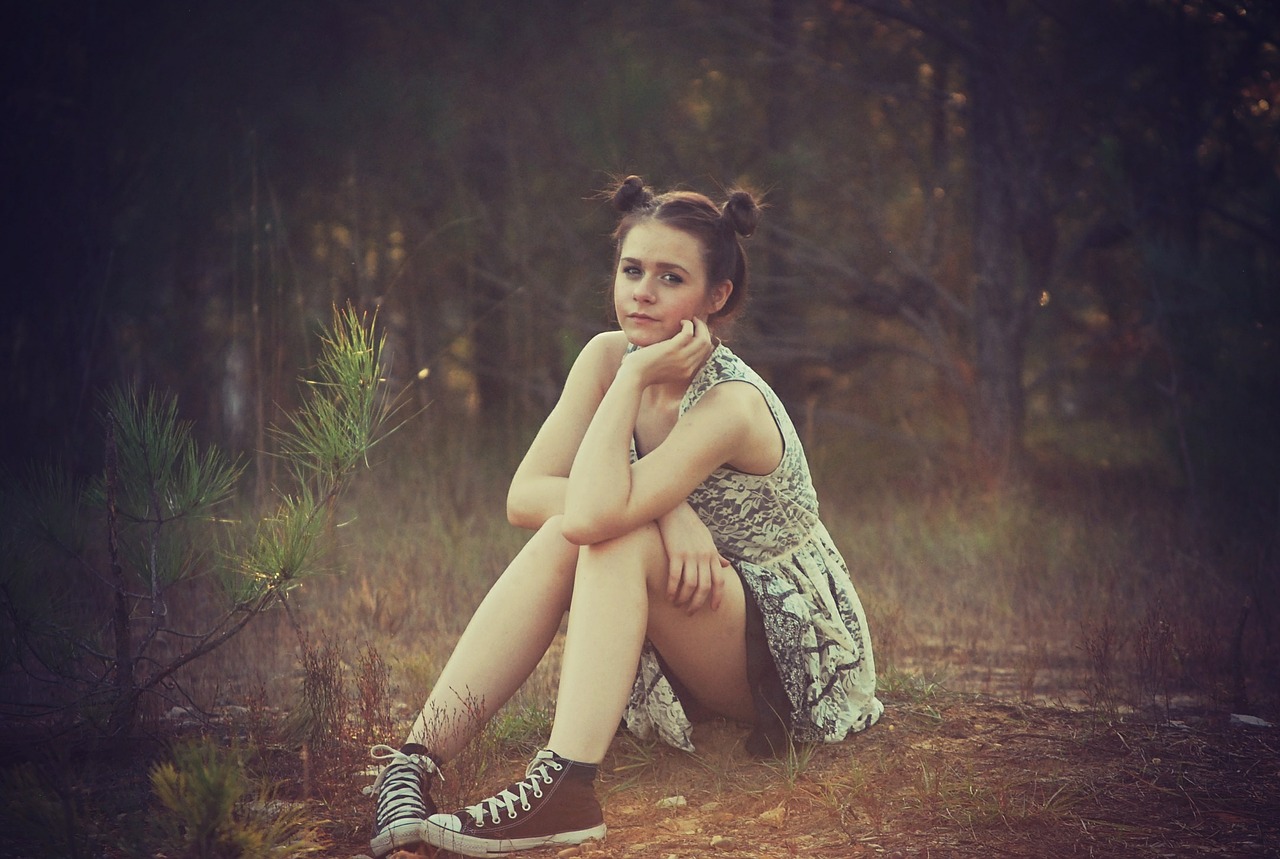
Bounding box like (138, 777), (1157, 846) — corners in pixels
(104, 418), (138, 738)
(754, 0), (807, 414)
(966, 0), (1027, 481)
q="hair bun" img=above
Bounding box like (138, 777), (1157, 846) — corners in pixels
(613, 175), (654, 213)
(722, 189), (761, 238)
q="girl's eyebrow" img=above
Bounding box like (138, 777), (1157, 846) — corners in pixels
(620, 256), (692, 275)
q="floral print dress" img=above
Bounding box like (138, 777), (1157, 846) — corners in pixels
(623, 344), (883, 753)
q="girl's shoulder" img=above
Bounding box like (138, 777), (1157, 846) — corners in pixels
(581, 330), (629, 363)
(687, 345), (762, 399)
(565, 330), (630, 393)
(580, 330), (629, 369)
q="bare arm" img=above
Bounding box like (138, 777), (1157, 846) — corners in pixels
(561, 319), (760, 546)
(506, 332), (626, 530)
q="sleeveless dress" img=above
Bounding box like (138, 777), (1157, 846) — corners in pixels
(623, 343), (883, 754)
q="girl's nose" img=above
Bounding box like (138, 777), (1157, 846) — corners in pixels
(633, 276), (656, 302)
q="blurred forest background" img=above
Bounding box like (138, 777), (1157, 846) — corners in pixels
(2, 0), (1277, 533)
(3, 6), (1280, 853)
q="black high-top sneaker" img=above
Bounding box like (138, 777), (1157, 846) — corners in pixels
(366, 743), (441, 858)
(422, 749), (605, 856)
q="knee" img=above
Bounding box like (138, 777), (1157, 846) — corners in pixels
(531, 514), (572, 551)
(524, 514), (579, 575)
(537, 513), (567, 538)
(574, 522), (668, 586)
(579, 520), (661, 554)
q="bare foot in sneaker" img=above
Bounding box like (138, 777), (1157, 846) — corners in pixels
(422, 749), (605, 856)
(367, 743), (441, 858)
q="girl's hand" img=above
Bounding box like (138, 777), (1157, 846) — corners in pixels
(626, 318), (714, 387)
(656, 501), (729, 614)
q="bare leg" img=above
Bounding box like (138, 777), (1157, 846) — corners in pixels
(547, 522), (754, 764)
(406, 516), (578, 761)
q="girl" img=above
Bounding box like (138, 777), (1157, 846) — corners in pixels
(367, 176), (882, 857)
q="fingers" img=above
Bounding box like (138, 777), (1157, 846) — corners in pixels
(631, 319), (710, 386)
(666, 557), (685, 603)
(684, 559), (711, 614)
(668, 557), (701, 608)
(691, 557), (728, 613)
(710, 556), (730, 612)
(667, 555), (729, 614)
(667, 556), (703, 610)
(682, 317), (710, 347)
(674, 318), (712, 372)
(690, 317), (708, 342)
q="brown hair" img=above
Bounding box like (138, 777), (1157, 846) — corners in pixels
(610, 175), (761, 323)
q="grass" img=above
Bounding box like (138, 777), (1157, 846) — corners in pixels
(1, 412), (1277, 856)
(240, 412), (1269, 732)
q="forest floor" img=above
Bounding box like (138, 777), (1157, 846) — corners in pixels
(3, 666), (1278, 857)
(317, 691), (1280, 859)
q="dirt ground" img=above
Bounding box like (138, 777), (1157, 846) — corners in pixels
(321, 692), (1280, 859)
(3, 687), (1277, 857)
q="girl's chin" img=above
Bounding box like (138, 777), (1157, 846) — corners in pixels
(621, 324), (675, 347)
(625, 332), (671, 348)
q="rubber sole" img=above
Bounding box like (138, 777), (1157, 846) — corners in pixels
(422, 820), (606, 857)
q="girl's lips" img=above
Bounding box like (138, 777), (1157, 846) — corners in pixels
(628, 313), (657, 322)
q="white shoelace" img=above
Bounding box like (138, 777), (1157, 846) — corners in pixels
(466, 752), (563, 826)
(365, 744), (441, 827)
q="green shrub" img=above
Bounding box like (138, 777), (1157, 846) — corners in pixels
(0, 761), (96, 858)
(150, 740), (326, 859)
(0, 306), (406, 738)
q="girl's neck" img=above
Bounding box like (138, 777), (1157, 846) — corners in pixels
(644, 379), (690, 408)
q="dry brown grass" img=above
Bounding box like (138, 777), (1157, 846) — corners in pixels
(3, 417), (1277, 857)
(296, 672), (1229, 858)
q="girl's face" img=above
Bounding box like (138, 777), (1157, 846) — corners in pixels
(614, 221), (731, 347)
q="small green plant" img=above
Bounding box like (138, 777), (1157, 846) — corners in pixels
(878, 666), (948, 704)
(0, 306), (405, 738)
(0, 761), (96, 858)
(763, 732), (817, 789)
(485, 702), (553, 754)
(150, 739), (326, 858)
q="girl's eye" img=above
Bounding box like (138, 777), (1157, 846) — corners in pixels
(661, 272), (684, 285)
(622, 265), (642, 277)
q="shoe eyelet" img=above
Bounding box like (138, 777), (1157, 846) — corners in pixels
(521, 801), (531, 811)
